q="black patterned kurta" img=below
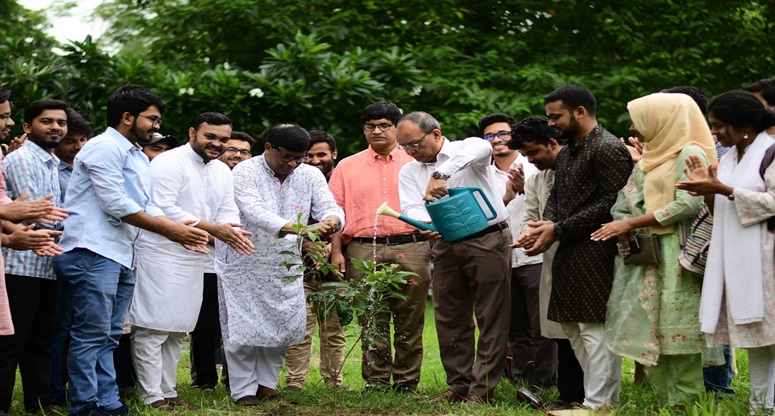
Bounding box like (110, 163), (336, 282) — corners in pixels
(544, 125), (633, 323)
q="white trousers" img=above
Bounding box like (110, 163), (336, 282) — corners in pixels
(747, 345), (775, 414)
(561, 322), (621, 408)
(224, 340), (287, 400)
(130, 327), (186, 404)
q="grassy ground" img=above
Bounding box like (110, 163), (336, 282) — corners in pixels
(11, 300), (754, 415)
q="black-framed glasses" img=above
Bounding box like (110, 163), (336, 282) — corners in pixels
(138, 114), (162, 127)
(403, 132), (429, 151)
(363, 123), (393, 132)
(272, 145), (308, 164)
(484, 130), (511, 141)
(224, 147), (252, 157)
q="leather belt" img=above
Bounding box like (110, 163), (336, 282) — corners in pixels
(457, 221), (509, 242)
(353, 235), (428, 246)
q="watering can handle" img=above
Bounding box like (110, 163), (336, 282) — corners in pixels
(473, 188), (497, 221)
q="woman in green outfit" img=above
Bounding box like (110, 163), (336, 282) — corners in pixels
(590, 92), (717, 407)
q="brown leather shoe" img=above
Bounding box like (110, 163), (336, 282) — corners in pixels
(429, 389), (467, 404)
(465, 394), (494, 406)
(165, 397), (196, 410)
(149, 399), (175, 411)
(234, 395), (262, 406)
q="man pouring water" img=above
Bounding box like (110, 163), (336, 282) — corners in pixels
(396, 111), (511, 405)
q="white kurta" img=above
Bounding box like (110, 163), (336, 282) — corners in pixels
(130, 144), (240, 332)
(215, 155), (344, 347)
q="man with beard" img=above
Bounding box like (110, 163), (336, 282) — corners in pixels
(0, 99), (69, 415)
(129, 112), (254, 410)
(479, 113), (556, 391)
(509, 116), (585, 409)
(189, 131), (254, 393)
(216, 124), (343, 406)
(284, 130), (346, 391)
(330, 102), (432, 394)
(218, 131), (254, 169)
(54, 85), (210, 416)
(517, 84), (632, 409)
(49, 108), (91, 405)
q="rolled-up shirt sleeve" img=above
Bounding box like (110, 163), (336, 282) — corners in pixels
(81, 142), (144, 221)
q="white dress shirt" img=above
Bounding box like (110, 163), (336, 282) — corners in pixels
(491, 153), (541, 267)
(399, 137), (509, 225)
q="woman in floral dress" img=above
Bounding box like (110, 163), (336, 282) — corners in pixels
(591, 92), (716, 407)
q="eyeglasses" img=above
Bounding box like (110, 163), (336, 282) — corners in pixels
(272, 145), (308, 164)
(484, 130), (511, 141)
(363, 123), (393, 132)
(138, 114), (162, 127)
(224, 147), (252, 157)
(403, 133), (429, 151)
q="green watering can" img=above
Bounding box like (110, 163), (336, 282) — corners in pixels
(376, 187), (497, 242)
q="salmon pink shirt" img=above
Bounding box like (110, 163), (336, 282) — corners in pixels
(329, 145), (417, 243)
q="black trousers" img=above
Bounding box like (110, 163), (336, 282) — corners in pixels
(0, 275), (59, 412)
(114, 333), (136, 390)
(508, 264), (557, 387)
(556, 338), (585, 403)
(190, 273), (228, 389)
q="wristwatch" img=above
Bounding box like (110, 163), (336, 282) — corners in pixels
(553, 222), (564, 236)
(728, 192), (735, 201)
(432, 171), (450, 180)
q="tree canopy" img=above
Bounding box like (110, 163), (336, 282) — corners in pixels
(1, 0), (773, 154)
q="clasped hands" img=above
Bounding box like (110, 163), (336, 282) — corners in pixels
(513, 220), (555, 256)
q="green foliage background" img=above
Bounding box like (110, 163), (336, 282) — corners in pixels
(1, 0), (773, 155)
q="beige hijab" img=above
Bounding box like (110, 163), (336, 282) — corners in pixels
(627, 93), (717, 234)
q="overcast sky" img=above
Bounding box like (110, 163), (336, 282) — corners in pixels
(19, 0), (108, 45)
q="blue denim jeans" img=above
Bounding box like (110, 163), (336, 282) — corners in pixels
(703, 345), (736, 397)
(53, 248), (135, 414)
(50, 277), (73, 405)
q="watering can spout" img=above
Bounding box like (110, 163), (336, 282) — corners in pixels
(376, 202), (436, 232)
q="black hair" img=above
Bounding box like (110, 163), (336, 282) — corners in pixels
(761, 87), (775, 107)
(106, 85), (166, 128)
(508, 116), (558, 149)
(544, 84), (597, 116)
(477, 113), (517, 137)
(708, 90), (775, 133)
(230, 131), (255, 145)
(24, 99), (70, 124)
(65, 108), (92, 136)
(399, 111), (441, 134)
(266, 124), (311, 152)
(359, 101), (401, 125)
(745, 78), (775, 93)
(661, 86), (708, 114)
(0, 89), (10, 105)
(308, 130), (336, 152)
(192, 112), (232, 130)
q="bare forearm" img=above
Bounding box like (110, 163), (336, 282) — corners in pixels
(121, 211), (172, 236)
(625, 212), (659, 229)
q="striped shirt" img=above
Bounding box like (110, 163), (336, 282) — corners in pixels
(2, 140), (62, 280)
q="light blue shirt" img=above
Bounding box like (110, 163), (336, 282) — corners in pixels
(58, 160), (72, 203)
(59, 127), (163, 268)
(2, 140), (61, 279)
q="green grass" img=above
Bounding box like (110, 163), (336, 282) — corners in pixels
(11, 300), (755, 415)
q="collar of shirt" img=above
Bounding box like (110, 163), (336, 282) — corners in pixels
(182, 143), (205, 165)
(366, 145), (404, 163)
(104, 127), (143, 153)
(22, 139), (60, 166)
(424, 137), (451, 166)
(257, 153), (295, 180)
(58, 159), (72, 172)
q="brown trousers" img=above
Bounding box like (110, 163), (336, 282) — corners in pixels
(284, 279), (347, 388)
(431, 229), (512, 397)
(345, 239), (432, 387)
